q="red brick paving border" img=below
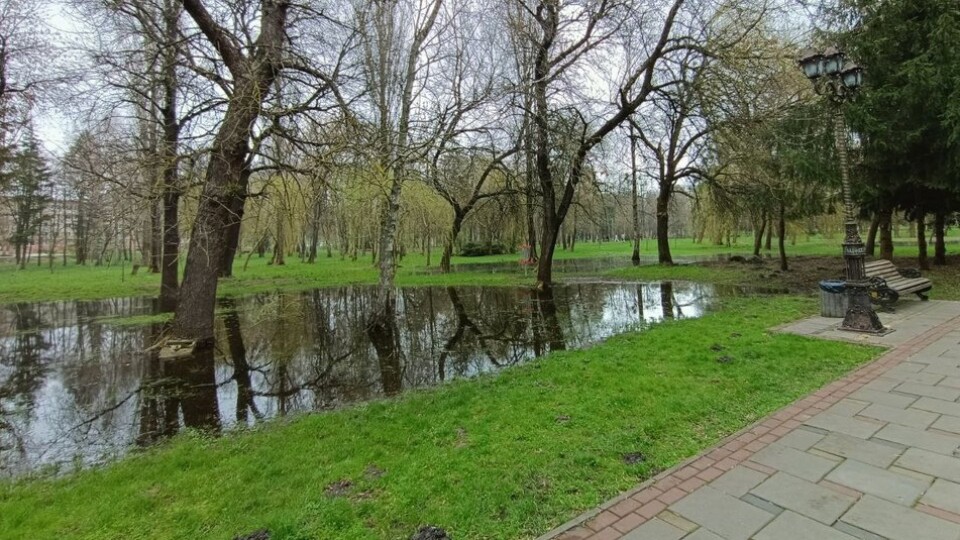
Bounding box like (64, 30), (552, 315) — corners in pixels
(541, 312), (960, 540)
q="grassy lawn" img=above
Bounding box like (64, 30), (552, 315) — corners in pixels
(0, 253), (529, 304)
(2, 234), (954, 304)
(0, 296), (881, 540)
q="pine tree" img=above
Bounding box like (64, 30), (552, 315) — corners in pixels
(4, 130), (51, 268)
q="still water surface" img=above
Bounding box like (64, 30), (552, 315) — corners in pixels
(0, 281), (714, 476)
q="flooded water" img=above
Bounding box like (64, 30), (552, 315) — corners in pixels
(0, 281), (715, 476)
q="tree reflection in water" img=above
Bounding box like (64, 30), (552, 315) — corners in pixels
(136, 324), (221, 447)
(0, 281), (718, 475)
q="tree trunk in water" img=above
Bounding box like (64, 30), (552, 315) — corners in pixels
(934, 211), (947, 265)
(174, 97), (273, 339)
(656, 190), (673, 265)
(916, 214), (930, 270)
(377, 175), (403, 301)
(778, 203), (788, 271)
(878, 206), (893, 260)
(172, 0), (287, 342)
(865, 213), (880, 257)
(535, 223), (558, 288)
(440, 214), (463, 274)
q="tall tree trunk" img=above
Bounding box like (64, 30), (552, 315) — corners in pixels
(377, 175), (402, 300)
(878, 205), (893, 260)
(146, 198), (160, 272)
(865, 213), (880, 257)
(307, 196), (321, 264)
(172, 0), (288, 342)
(764, 219), (773, 250)
(916, 213), (930, 270)
(536, 223), (558, 287)
(36, 224), (43, 267)
(158, 0), (181, 313)
(219, 165), (250, 277)
(934, 210), (947, 265)
(525, 151), (538, 261)
(752, 213), (766, 257)
(656, 188), (673, 265)
(271, 214), (285, 266)
(777, 203), (788, 271)
(630, 125), (640, 264)
(440, 212), (463, 273)
(159, 188), (180, 313)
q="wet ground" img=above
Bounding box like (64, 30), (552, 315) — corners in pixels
(434, 254), (741, 274)
(0, 281), (718, 476)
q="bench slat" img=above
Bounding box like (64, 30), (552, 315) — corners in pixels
(863, 260), (932, 297)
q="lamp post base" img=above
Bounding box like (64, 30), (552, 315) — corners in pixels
(839, 282), (887, 334)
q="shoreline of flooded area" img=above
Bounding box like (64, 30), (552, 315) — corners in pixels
(0, 281), (717, 476)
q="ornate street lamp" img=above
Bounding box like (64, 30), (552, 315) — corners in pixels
(799, 46), (885, 334)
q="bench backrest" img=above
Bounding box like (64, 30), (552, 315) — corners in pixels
(864, 260), (903, 280)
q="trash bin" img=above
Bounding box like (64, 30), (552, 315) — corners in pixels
(819, 280), (848, 318)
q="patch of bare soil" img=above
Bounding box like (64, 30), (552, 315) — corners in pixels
(701, 255), (847, 293)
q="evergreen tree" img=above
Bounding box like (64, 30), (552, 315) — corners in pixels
(4, 129), (51, 268)
(841, 0), (960, 264)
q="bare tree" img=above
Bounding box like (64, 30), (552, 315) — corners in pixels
(515, 0), (689, 288)
(172, 0), (292, 343)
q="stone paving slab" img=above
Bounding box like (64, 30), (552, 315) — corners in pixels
(841, 495), (960, 540)
(671, 486), (773, 539)
(753, 511), (858, 540)
(921, 478), (960, 515)
(813, 432), (903, 468)
(751, 471), (855, 524)
(825, 458), (930, 505)
(542, 300), (960, 540)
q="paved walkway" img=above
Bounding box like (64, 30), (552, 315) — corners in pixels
(541, 299), (960, 540)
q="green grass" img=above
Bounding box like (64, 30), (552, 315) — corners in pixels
(0, 254), (529, 304)
(603, 264), (747, 286)
(0, 296), (881, 540)
(2, 234), (955, 304)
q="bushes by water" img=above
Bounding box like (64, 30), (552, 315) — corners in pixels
(459, 242), (509, 257)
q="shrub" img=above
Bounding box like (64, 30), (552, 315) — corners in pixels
(460, 242), (508, 257)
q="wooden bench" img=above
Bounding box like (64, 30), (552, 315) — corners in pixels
(864, 259), (932, 308)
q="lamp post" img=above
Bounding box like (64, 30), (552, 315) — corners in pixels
(799, 47), (885, 334)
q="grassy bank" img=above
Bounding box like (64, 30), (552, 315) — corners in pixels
(0, 253), (530, 304)
(1, 235), (955, 304)
(0, 297), (881, 540)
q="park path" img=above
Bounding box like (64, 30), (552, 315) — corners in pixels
(540, 299), (960, 540)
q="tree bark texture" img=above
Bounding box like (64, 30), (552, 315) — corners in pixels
(916, 213), (930, 270)
(879, 205), (894, 261)
(934, 211), (947, 265)
(173, 0), (288, 342)
(777, 203), (787, 271)
(656, 190), (673, 264)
